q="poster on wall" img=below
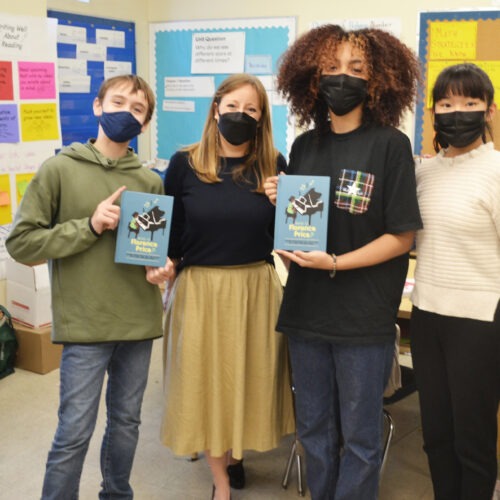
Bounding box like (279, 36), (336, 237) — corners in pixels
(150, 17), (296, 165)
(415, 9), (500, 155)
(0, 13), (62, 277)
(47, 11), (137, 152)
(311, 17), (402, 37)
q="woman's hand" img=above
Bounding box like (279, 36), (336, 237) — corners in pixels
(275, 249), (333, 270)
(264, 175), (280, 206)
(145, 258), (176, 285)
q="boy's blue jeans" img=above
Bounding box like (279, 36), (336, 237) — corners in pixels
(288, 335), (393, 500)
(41, 340), (153, 500)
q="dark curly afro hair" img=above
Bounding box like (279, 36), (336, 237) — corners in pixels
(277, 25), (422, 134)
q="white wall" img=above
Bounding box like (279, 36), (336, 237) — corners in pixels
(148, 0), (497, 48)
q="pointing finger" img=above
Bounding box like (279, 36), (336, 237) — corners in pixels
(106, 185), (127, 204)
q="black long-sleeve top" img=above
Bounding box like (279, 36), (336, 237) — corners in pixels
(164, 151), (286, 272)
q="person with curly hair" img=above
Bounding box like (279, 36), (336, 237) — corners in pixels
(264, 25), (422, 499)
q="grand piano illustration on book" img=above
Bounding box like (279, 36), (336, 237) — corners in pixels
(286, 187), (324, 225)
(275, 175), (330, 252)
(128, 205), (167, 241)
(116, 191), (173, 267)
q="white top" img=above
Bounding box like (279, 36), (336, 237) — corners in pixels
(411, 142), (500, 322)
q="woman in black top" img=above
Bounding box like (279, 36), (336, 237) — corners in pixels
(149, 74), (294, 500)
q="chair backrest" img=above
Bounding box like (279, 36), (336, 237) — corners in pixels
(383, 324), (402, 398)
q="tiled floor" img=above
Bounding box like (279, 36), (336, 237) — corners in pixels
(1, 339), (437, 499)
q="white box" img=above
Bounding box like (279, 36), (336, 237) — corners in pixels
(6, 260), (52, 328)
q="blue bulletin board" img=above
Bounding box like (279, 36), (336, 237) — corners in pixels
(150, 17), (296, 163)
(47, 10), (138, 152)
(415, 9), (500, 155)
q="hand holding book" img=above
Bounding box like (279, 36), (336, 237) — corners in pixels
(274, 175), (330, 252)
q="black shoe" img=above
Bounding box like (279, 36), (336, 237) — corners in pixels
(227, 460), (245, 489)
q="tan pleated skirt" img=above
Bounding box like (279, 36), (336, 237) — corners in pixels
(160, 261), (295, 459)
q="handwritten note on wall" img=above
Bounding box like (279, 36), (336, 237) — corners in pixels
(18, 61), (56, 99)
(0, 174), (12, 225)
(20, 103), (59, 142)
(0, 61), (14, 100)
(429, 21), (477, 60)
(0, 104), (19, 143)
(426, 21), (478, 107)
(15, 173), (34, 206)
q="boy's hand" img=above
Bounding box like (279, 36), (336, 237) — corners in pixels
(90, 186), (126, 234)
(146, 258), (176, 285)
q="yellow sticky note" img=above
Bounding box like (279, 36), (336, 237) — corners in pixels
(0, 191), (10, 206)
(20, 103), (60, 142)
(17, 179), (30, 197)
(429, 21), (477, 61)
(0, 174), (12, 225)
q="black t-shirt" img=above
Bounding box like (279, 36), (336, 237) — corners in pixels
(164, 151), (286, 271)
(277, 123), (422, 344)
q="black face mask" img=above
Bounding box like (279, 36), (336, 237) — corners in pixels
(434, 111), (486, 149)
(319, 74), (368, 116)
(217, 112), (258, 146)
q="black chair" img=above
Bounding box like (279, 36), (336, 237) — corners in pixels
(281, 380), (305, 496)
(281, 429), (305, 496)
(381, 364), (417, 475)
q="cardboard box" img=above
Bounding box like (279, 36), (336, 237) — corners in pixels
(6, 260), (52, 328)
(13, 321), (62, 374)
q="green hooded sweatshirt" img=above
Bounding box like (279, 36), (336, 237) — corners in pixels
(6, 141), (164, 344)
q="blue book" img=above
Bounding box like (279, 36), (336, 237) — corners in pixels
(114, 190), (173, 267)
(274, 175), (330, 252)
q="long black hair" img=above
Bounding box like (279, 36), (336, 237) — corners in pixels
(432, 63), (494, 152)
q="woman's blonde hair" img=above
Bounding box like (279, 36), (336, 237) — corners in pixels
(184, 73), (279, 192)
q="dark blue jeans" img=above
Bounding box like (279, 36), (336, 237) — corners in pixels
(41, 340), (153, 500)
(288, 336), (393, 500)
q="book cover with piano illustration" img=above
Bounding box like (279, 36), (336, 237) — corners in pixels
(274, 175), (330, 252)
(114, 190), (173, 266)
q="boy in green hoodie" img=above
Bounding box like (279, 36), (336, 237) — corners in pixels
(6, 74), (172, 499)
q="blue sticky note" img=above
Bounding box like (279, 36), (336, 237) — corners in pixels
(0, 104), (20, 143)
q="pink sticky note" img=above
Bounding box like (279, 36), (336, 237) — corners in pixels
(18, 61), (56, 100)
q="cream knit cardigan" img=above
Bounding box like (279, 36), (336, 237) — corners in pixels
(411, 142), (500, 322)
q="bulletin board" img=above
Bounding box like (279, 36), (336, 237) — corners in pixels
(150, 17), (296, 163)
(0, 13), (62, 273)
(47, 10), (138, 152)
(415, 10), (500, 155)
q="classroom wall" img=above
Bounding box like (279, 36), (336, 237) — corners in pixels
(0, 0), (151, 304)
(0, 0), (497, 305)
(147, 0), (499, 153)
(1, 0), (497, 160)
(46, 0), (151, 158)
